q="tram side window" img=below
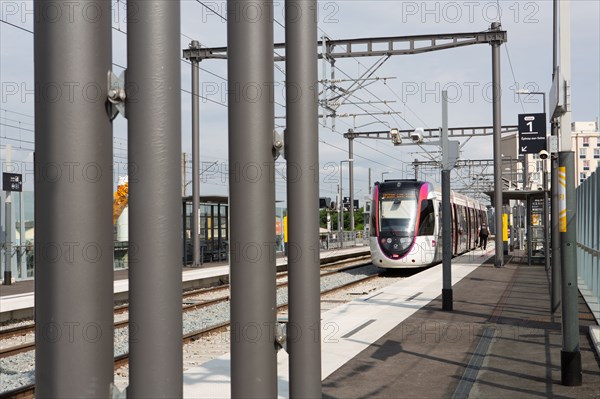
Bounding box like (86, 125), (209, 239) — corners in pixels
(457, 206), (466, 235)
(418, 200), (435, 236)
(371, 209), (376, 232)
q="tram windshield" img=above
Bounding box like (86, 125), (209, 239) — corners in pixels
(379, 191), (418, 236)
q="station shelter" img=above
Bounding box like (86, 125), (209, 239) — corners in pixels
(487, 189), (550, 265)
(182, 196), (229, 265)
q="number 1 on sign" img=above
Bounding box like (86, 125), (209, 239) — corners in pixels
(527, 121), (533, 131)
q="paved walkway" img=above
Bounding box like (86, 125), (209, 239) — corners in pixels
(322, 260), (600, 398)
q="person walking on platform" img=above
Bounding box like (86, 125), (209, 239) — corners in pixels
(479, 223), (489, 252)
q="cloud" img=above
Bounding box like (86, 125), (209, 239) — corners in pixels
(1, 0), (598, 205)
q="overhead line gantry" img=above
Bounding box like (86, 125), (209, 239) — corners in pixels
(183, 29), (507, 61)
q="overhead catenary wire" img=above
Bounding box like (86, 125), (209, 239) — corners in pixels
(3, 8), (428, 182)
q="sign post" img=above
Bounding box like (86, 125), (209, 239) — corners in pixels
(518, 113), (547, 155)
(2, 173), (23, 192)
(3, 173), (22, 285)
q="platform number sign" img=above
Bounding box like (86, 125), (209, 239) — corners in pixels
(2, 173), (22, 192)
(518, 113), (547, 155)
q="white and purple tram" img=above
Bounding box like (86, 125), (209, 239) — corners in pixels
(370, 180), (487, 268)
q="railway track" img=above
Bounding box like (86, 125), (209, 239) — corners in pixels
(0, 253), (370, 342)
(0, 253), (376, 398)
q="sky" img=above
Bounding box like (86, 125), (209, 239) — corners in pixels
(1, 0), (599, 207)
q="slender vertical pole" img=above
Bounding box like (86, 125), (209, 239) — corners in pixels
(349, 138), (355, 231)
(127, 1), (183, 397)
(527, 197), (532, 265)
(442, 170), (452, 310)
(286, 1), (322, 395)
(543, 169), (550, 271)
(337, 184), (341, 245)
(441, 91), (452, 311)
(4, 145), (12, 285)
(557, 0), (581, 386)
(4, 195), (12, 284)
(190, 40), (202, 267)
(321, 36), (327, 126)
(491, 22), (504, 267)
(19, 187), (25, 278)
(182, 153), (187, 196)
(522, 155), (528, 190)
(551, 140), (561, 312)
(414, 159), (419, 180)
(228, 1), (277, 396)
(368, 168), (372, 195)
(551, 0), (561, 313)
(340, 162), (344, 243)
(34, 1), (113, 396)
(330, 59), (336, 130)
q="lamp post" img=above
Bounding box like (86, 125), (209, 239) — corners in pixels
(516, 89), (546, 113)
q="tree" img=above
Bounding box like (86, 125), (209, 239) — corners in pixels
(319, 207), (365, 231)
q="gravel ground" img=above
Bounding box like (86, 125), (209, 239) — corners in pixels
(1, 263), (401, 394)
(0, 318), (34, 332)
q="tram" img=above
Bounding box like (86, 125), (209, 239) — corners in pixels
(370, 180), (487, 268)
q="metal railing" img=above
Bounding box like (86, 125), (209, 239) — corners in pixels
(320, 231), (368, 250)
(576, 167), (599, 323)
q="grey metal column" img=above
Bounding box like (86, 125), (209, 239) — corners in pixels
(559, 152), (582, 385)
(491, 22), (504, 267)
(228, 0), (277, 397)
(190, 40), (202, 267)
(127, 1), (183, 397)
(441, 91), (452, 311)
(349, 138), (355, 232)
(34, 0), (113, 396)
(557, 0), (581, 385)
(441, 170), (452, 310)
(286, 0), (322, 395)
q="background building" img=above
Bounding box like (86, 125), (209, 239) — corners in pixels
(572, 121), (600, 185)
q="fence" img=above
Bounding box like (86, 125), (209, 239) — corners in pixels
(320, 231), (369, 250)
(576, 167), (599, 323)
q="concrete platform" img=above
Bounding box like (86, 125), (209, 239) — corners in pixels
(183, 246), (600, 398)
